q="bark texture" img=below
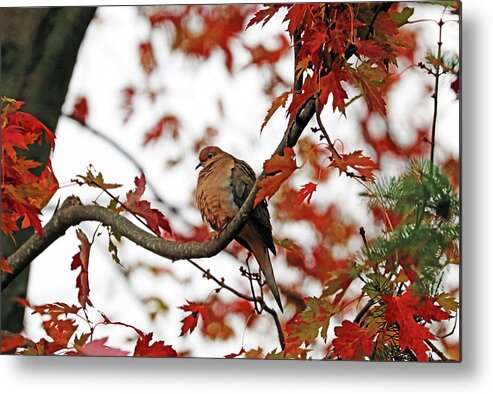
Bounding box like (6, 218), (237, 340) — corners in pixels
(1, 6), (96, 333)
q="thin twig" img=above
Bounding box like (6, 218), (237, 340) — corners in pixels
(263, 304), (285, 350)
(314, 97), (341, 160)
(186, 259), (254, 302)
(425, 339), (450, 362)
(64, 114), (180, 214)
(437, 312), (458, 339)
(429, 19), (444, 165)
(245, 254), (262, 314)
(186, 258), (285, 349)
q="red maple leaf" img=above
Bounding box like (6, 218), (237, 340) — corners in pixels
(357, 40), (389, 63)
(131, 200), (173, 236)
(133, 332), (177, 357)
(15, 299), (82, 318)
(332, 320), (375, 360)
(72, 96), (89, 125)
(382, 291), (443, 361)
(247, 4), (285, 28)
(294, 182), (317, 205)
(179, 301), (211, 336)
(374, 11), (399, 36)
(122, 174), (172, 237)
(329, 150), (378, 181)
(416, 296), (450, 324)
(319, 67), (349, 114)
(15, 299), (82, 321)
(125, 173), (146, 204)
(225, 347), (246, 359)
(1, 333), (30, 354)
(70, 229), (93, 308)
(43, 319), (78, 348)
(329, 6), (355, 55)
(349, 62), (388, 115)
(255, 147), (298, 207)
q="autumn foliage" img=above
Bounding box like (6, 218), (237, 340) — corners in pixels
(1, 2), (460, 361)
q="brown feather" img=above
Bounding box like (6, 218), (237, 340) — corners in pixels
(196, 146), (283, 311)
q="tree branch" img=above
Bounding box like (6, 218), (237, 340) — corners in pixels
(2, 96), (316, 291)
(425, 339), (450, 362)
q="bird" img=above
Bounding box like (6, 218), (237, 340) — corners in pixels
(195, 146), (283, 312)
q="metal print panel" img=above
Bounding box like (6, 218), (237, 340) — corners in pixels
(1, 1), (460, 361)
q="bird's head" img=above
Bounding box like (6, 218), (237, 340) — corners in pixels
(196, 146), (225, 170)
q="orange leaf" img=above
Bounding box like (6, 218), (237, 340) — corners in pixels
(15, 298), (82, 318)
(70, 229), (92, 308)
(255, 147), (297, 207)
(319, 67), (349, 114)
(247, 4), (284, 28)
(329, 150), (378, 181)
(1, 333), (30, 353)
(261, 90), (292, 132)
(294, 182), (317, 205)
(43, 319), (78, 348)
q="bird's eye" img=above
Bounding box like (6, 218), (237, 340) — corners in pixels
(207, 153), (213, 159)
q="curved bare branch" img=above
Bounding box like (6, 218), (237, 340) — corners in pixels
(2, 97), (316, 290)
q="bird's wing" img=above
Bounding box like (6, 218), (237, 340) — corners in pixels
(231, 158), (276, 255)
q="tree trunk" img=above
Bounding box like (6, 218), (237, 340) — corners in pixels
(0, 6), (96, 334)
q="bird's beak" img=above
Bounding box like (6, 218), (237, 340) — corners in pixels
(195, 162), (203, 170)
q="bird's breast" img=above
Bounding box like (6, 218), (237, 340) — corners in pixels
(196, 160), (237, 230)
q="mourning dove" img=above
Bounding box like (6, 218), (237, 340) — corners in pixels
(195, 146), (283, 312)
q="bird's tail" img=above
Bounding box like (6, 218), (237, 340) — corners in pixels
(252, 244), (283, 313)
